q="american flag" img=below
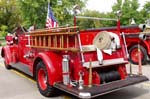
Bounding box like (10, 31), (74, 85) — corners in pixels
(46, 3), (58, 28)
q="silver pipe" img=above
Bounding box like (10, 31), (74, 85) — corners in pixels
(77, 31), (85, 63)
(76, 16), (117, 21)
(122, 32), (129, 58)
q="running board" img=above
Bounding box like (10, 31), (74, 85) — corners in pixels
(54, 75), (148, 99)
(10, 62), (33, 76)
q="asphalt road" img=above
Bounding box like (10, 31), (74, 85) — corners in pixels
(0, 62), (69, 99)
(0, 59), (150, 99)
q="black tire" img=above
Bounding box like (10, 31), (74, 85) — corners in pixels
(129, 45), (147, 65)
(36, 61), (55, 97)
(4, 60), (11, 70)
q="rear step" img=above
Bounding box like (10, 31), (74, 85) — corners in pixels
(54, 75), (148, 99)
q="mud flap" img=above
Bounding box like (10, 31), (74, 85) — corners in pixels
(54, 75), (148, 99)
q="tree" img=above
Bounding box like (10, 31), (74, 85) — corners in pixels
(0, 0), (21, 32)
(18, 0), (87, 29)
(0, 25), (8, 37)
(77, 10), (103, 29)
(77, 0), (141, 29)
(112, 0), (141, 25)
(77, 0), (150, 29)
(140, 1), (150, 24)
(76, 10), (117, 29)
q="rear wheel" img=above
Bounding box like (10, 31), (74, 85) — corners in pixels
(129, 45), (147, 65)
(36, 61), (55, 97)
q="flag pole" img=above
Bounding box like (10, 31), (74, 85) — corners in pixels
(48, 0), (50, 8)
(46, 0), (58, 28)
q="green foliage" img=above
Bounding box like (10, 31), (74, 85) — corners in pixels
(111, 0), (150, 25)
(77, 10), (117, 29)
(0, 0), (21, 32)
(1, 0), (150, 34)
(77, 10), (103, 29)
(51, 0), (87, 26)
(77, 0), (145, 29)
(111, 0), (141, 25)
(0, 25), (8, 37)
(140, 1), (150, 23)
(18, 0), (48, 28)
(18, 0), (87, 28)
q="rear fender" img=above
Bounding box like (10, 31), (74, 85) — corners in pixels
(34, 52), (62, 85)
(1, 46), (12, 65)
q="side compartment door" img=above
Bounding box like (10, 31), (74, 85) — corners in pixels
(17, 33), (31, 65)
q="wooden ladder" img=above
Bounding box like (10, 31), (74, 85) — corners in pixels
(27, 26), (80, 52)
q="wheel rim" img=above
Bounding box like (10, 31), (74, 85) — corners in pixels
(130, 48), (143, 63)
(38, 68), (47, 90)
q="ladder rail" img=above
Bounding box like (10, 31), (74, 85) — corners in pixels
(27, 26), (80, 52)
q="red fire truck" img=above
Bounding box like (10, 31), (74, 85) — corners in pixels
(1, 16), (148, 99)
(122, 24), (150, 65)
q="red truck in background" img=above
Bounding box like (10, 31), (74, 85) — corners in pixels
(122, 24), (150, 65)
(1, 16), (148, 99)
(105, 24), (150, 65)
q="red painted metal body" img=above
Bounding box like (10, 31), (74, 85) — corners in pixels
(119, 25), (150, 64)
(1, 21), (148, 98)
(85, 25), (150, 64)
(1, 24), (127, 83)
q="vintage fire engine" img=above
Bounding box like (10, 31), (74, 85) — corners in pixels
(121, 24), (150, 65)
(1, 16), (148, 99)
